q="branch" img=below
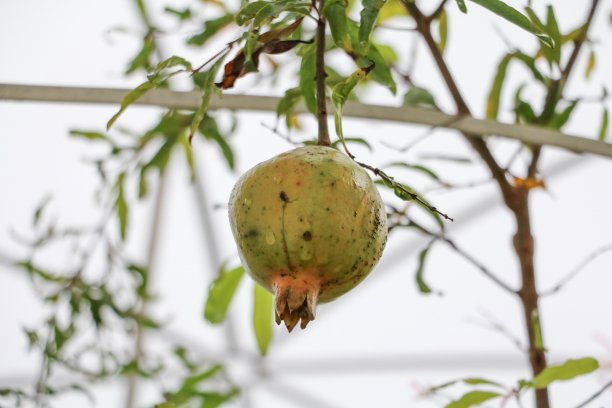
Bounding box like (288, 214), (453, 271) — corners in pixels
(315, 0), (330, 146)
(407, 220), (517, 294)
(541, 244), (612, 297)
(3, 84), (612, 158)
(428, 0), (449, 22)
(574, 379), (612, 408)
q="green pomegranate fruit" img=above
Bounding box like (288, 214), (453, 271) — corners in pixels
(228, 145), (387, 331)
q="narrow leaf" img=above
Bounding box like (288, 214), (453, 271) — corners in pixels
(437, 9), (448, 53)
(253, 283), (274, 356)
(585, 50), (596, 79)
(415, 243), (434, 294)
(446, 390), (500, 408)
(199, 116), (235, 169)
(332, 63), (375, 143)
(204, 265), (245, 324)
(359, 0), (387, 53)
(190, 55), (226, 141)
(116, 173), (128, 241)
(386, 162), (440, 181)
(486, 53), (513, 119)
(152, 55), (192, 75)
(324, 0), (352, 52)
(545, 6), (561, 65)
(299, 44), (317, 115)
(468, 0), (553, 48)
(532, 357), (599, 389)
(188, 14), (234, 46)
(598, 108), (608, 141)
(548, 100), (578, 130)
(455, 0), (467, 13)
(69, 130), (108, 141)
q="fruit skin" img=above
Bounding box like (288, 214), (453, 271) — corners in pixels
(228, 145), (387, 331)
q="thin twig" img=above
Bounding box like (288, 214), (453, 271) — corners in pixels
(315, 0), (330, 146)
(405, 219), (516, 293)
(472, 310), (525, 352)
(574, 379), (612, 408)
(428, 0), (449, 22)
(541, 244), (612, 297)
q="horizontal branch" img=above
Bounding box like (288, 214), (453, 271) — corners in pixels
(2, 83), (612, 158)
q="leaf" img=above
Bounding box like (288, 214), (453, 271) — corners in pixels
(299, 44), (317, 115)
(190, 55), (226, 140)
(404, 86), (438, 109)
(468, 0), (553, 48)
(164, 7), (192, 21)
(324, 0), (352, 52)
(531, 309), (544, 351)
(513, 85), (536, 124)
(359, 0), (387, 53)
(332, 63), (375, 142)
(276, 87), (303, 128)
(446, 390), (500, 408)
(152, 56), (193, 75)
(32, 195), (51, 227)
(69, 130), (108, 141)
(455, 0), (467, 13)
(199, 116), (235, 169)
(253, 283), (274, 356)
(437, 9), (448, 53)
(126, 34), (154, 74)
(486, 53), (513, 119)
(116, 173), (128, 241)
(259, 18), (304, 43)
(204, 265), (244, 324)
(331, 137), (373, 151)
(585, 50), (596, 79)
(188, 14), (234, 46)
(548, 100), (578, 129)
(415, 243), (434, 294)
(545, 6), (561, 65)
(463, 378), (504, 388)
(598, 107), (608, 141)
(531, 357), (599, 389)
(378, 0), (407, 23)
(107, 72), (180, 130)
(180, 132), (196, 180)
(386, 162), (440, 181)
(347, 21), (397, 93)
(236, 0), (310, 28)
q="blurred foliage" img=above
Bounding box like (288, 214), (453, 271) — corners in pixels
(3, 0), (610, 406)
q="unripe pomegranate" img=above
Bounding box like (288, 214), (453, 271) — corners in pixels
(229, 146), (387, 331)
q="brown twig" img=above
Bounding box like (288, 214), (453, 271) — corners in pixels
(315, 0), (330, 146)
(574, 379), (612, 408)
(428, 0), (449, 22)
(541, 244), (612, 297)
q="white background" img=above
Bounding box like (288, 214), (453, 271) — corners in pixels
(1, 0), (611, 407)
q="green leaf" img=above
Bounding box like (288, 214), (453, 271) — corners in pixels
(69, 130), (108, 141)
(180, 132), (196, 181)
(548, 100), (578, 130)
(253, 283), (274, 356)
(545, 6), (561, 65)
(276, 87), (302, 128)
(359, 0), (387, 53)
(585, 50), (596, 79)
(437, 9), (448, 53)
(116, 172), (128, 241)
(332, 64), (374, 142)
(174, 365), (223, 400)
(107, 72), (181, 130)
(598, 107), (608, 141)
(237, 0), (310, 28)
(324, 0), (352, 52)
(199, 116), (235, 169)
(299, 44), (317, 115)
(513, 85), (536, 124)
(386, 162), (440, 181)
(32, 195), (51, 227)
(463, 378), (504, 388)
(468, 0), (553, 48)
(415, 243), (434, 294)
(152, 56), (193, 75)
(204, 265), (245, 324)
(455, 0), (467, 13)
(531, 309), (544, 351)
(189, 55), (227, 140)
(531, 357), (599, 389)
(188, 14), (234, 46)
(126, 34), (154, 74)
(486, 53), (513, 119)
(164, 7), (192, 21)
(331, 137), (373, 151)
(446, 390), (500, 408)
(404, 86), (438, 109)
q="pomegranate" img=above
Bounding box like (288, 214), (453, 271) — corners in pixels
(228, 146), (387, 331)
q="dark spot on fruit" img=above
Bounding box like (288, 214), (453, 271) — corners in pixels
(326, 207), (330, 211)
(302, 231), (312, 241)
(279, 191), (288, 202)
(247, 229), (259, 238)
